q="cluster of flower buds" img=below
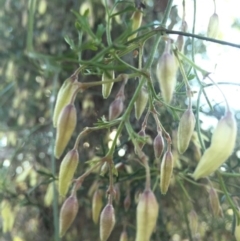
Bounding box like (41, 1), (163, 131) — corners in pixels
(156, 38), (178, 104)
(193, 111), (237, 180)
(177, 107), (196, 154)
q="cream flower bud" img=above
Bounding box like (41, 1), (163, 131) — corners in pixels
(134, 86), (148, 120)
(102, 70), (115, 99)
(153, 132), (165, 159)
(135, 189), (159, 241)
(92, 189), (103, 224)
(128, 9), (143, 41)
(207, 13), (219, 38)
(193, 111), (237, 180)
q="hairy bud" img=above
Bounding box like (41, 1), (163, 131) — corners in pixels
(193, 111), (237, 180)
(136, 189), (159, 241)
(53, 76), (78, 127)
(102, 71), (115, 99)
(153, 132), (165, 159)
(59, 194), (78, 237)
(134, 86), (149, 120)
(109, 97), (124, 121)
(128, 9), (143, 41)
(156, 40), (178, 103)
(207, 13), (219, 38)
(92, 190), (103, 224)
(100, 204), (116, 241)
(177, 108), (196, 154)
(59, 149), (79, 197)
(54, 104), (77, 158)
(160, 150), (173, 194)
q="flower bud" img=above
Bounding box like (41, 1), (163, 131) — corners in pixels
(136, 189), (159, 241)
(134, 129), (146, 154)
(124, 193), (131, 211)
(100, 162), (109, 176)
(109, 97), (124, 121)
(100, 203), (116, 241)
(134, 86), (149, 120)
(102, 71), (115, 99)
(192, 111), (237, 180)
(54, 104), (77, 158)
(207, 13), (219, 38)
(156, 40), (178, 104)
(177, 108), (196, 154)
(128, 9), (143, 41)
(120, 230), (128, 241)
(153, 132), (165, 159)
(176, 21), (188, 52)
(53, 76), (78, 127)
(44, 182), (55, 207)
(92, 189), (103, 224)
(59, 194), (78, 237)
(209, 187), (223, 217)
(160, 150), (173, 194)
(188, 210), (198, 236)
(58, 149), (79, 197)
(235, 209), (240, 241)
(1, 199), (15, 233)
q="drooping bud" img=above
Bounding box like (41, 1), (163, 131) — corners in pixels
(153, 132), (165, 159)
(207, 13), (219, 38)
(135, 189), (159, 241)
(156, 39), (178, 103)
(59, 194), (78, 237)
(176, 20), (188, 52)
(109, 97), (124, 121)
(160, 150), (173, 194)
(235, 209), (240, 241)
(128, 9), (143, 41)
(120, 230), (128, 241)
(100, 162), (109, 176)
(192, 111), (237, 180)
(134, 129), (146, 154)
(92, 189), (103, 224)
(188, 210), (198, 236)
(58, 149), (79, 197)
(44, 181), (55, 207)
(1, 199), (15, 233)
(114, 184), (121, 204)
(53, 76), (78, 127)
(177, 108), (196, 154)
(54, 104), (77, 158)
(134, 86), (149, 120)
(209, 187), (223, 217)
(100, 203), (116, 241)
(102, 70), (115, 99)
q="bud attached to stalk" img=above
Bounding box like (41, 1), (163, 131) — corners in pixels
(58, 149), (79, 197)
(109, 97), (124, 121)
(53, 76), (78, 127)
(92, 189), (103, 224)
(59, 194), (79, 237)
(176, 20), (188, 52)
(124, 193), (131, 211)
(102, 70), (115, 99)
(160, 150), (173, 194)
(54, 104), (77, 158)
(153, 132), (165, 159)
(192, 111), (237, 180)
(134, 129), (146, 154)
(135, 189), (159, 241)
(188, 210), (198, 236)
(207, 13), (219, 38)
(100, 203), (116, 241)
(120, 230), (128, 241)
(1, 199), (15, 233)
(156, 39), (178, 104)
(128, 9), (143, 41)
(134, 86), (149, 120)
(209, 187), (223, 217)
(235, 209), (240, 241)
(177, 108), (196, 154)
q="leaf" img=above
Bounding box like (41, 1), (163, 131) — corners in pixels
(64, 36), (75, 50)
(110, 5), (135, 18)
(96, 24), (105, 40)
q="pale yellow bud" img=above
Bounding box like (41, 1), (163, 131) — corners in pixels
(188, 210), (198, 236)
(193, 111), (237, 180)
(209, 187), (223, 217)
(128, 10), (143, 41)
(207, 13), (219, 38)
(92, 190), (103, 224)
(135, 189), (159, 241)
(235, 210), (240, 241)
(134, 86), (149, 120)
(120, 230), (128, 241)
(54, 104), (77, 158)
(177, 108), (196, 154)
(102, 71), (115, 99)
(100, 204), (116, 241)
(156, 41), (178, 103)
(160, 150), (173, 194)
(58, 149), (79, 197)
